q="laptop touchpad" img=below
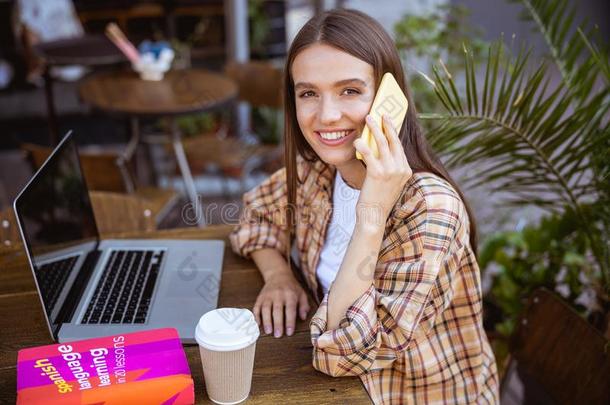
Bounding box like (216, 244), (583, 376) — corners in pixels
(163, 253), (220, 301)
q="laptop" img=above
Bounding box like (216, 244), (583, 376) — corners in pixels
(13, 131), (224, 344)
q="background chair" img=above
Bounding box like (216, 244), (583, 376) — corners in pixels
(0, 207), (21, 252)
(224, 60), (283, 109)
(21, 142), (178, 227)
(182, 60), (284, 196)
(1, 190), (156, 254)
(504, 288), (610, 404)
(89, 191), (155, 235)
(12, 0), (86, 83)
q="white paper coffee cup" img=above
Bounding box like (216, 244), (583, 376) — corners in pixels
(195, 308), (260, 404)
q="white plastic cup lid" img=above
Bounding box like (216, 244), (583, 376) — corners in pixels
(195, 308), (260, 351)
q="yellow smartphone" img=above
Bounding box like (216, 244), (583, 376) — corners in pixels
(356, 72), (409, 160)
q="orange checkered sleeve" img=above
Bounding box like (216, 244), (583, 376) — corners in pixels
(229, 167), (290, 259)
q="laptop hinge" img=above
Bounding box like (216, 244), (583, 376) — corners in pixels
(54, 248), (101, 334)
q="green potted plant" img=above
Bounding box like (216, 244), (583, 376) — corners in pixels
(419, 0), (609, 347)
(412, 1), (610, 382)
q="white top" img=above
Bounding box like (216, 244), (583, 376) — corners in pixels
(316, 172), (360, 295)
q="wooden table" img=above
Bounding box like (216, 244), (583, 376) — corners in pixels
(0, 226), (371, 404)
(79, 69), (239, 227)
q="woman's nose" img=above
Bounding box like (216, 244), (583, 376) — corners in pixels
(318, 97), (342, 124)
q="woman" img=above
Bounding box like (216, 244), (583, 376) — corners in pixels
(230, 8), (498, 404)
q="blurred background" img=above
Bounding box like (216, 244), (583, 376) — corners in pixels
(0, 1), (608, 403)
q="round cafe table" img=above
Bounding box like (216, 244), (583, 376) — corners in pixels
(78, 68), (238, 226)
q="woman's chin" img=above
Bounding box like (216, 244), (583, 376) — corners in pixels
(316, 147), (357, 167)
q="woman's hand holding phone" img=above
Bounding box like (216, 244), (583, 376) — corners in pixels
(353, 114), (412, 228)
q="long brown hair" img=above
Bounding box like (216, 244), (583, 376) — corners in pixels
(284, 8), (478, 257)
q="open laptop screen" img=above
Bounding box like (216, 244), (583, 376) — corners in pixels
(14, 131), (99, 322)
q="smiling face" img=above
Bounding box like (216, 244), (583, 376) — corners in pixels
(291, 43), (375, 167)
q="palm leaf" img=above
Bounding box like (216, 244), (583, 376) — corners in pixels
(420, 19), (609, 285)
(514, 0), (603, 103)
(578, 28), (610, 85)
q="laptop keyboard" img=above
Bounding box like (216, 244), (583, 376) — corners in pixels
(81, 249), (164, 324)
(36, 256), (78, 313)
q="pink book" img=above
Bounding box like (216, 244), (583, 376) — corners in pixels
(17, 328), (194, 404)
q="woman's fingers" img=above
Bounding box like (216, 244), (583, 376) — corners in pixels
(272, 300), (284, 337)
(283, 291), (311, 336)
(255, 285), (309, 338)
(261, 300), (273, 335)
(253, 299), (262, 327)
(354, 138), (383, 173)
(382, 115), (402, 156)
(284, 297), (297, 336)
(382, 114), (412, 176)
(366, 115), (391, 160)
(299, 291), (310, 320)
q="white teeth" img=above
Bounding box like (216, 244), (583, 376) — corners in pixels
(319, 130), (350, 140)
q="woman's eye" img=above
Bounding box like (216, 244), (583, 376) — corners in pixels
(299, 91), (316, 98)
(342, 88), (360, 95)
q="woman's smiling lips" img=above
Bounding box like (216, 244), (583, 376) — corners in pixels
(315, 129), (357, 146)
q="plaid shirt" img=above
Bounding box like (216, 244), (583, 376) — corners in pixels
(230, 158), (499, 404)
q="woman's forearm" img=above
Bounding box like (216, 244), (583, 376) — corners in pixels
(326, 223), (385, 330)
(251, 248), (294, 282)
